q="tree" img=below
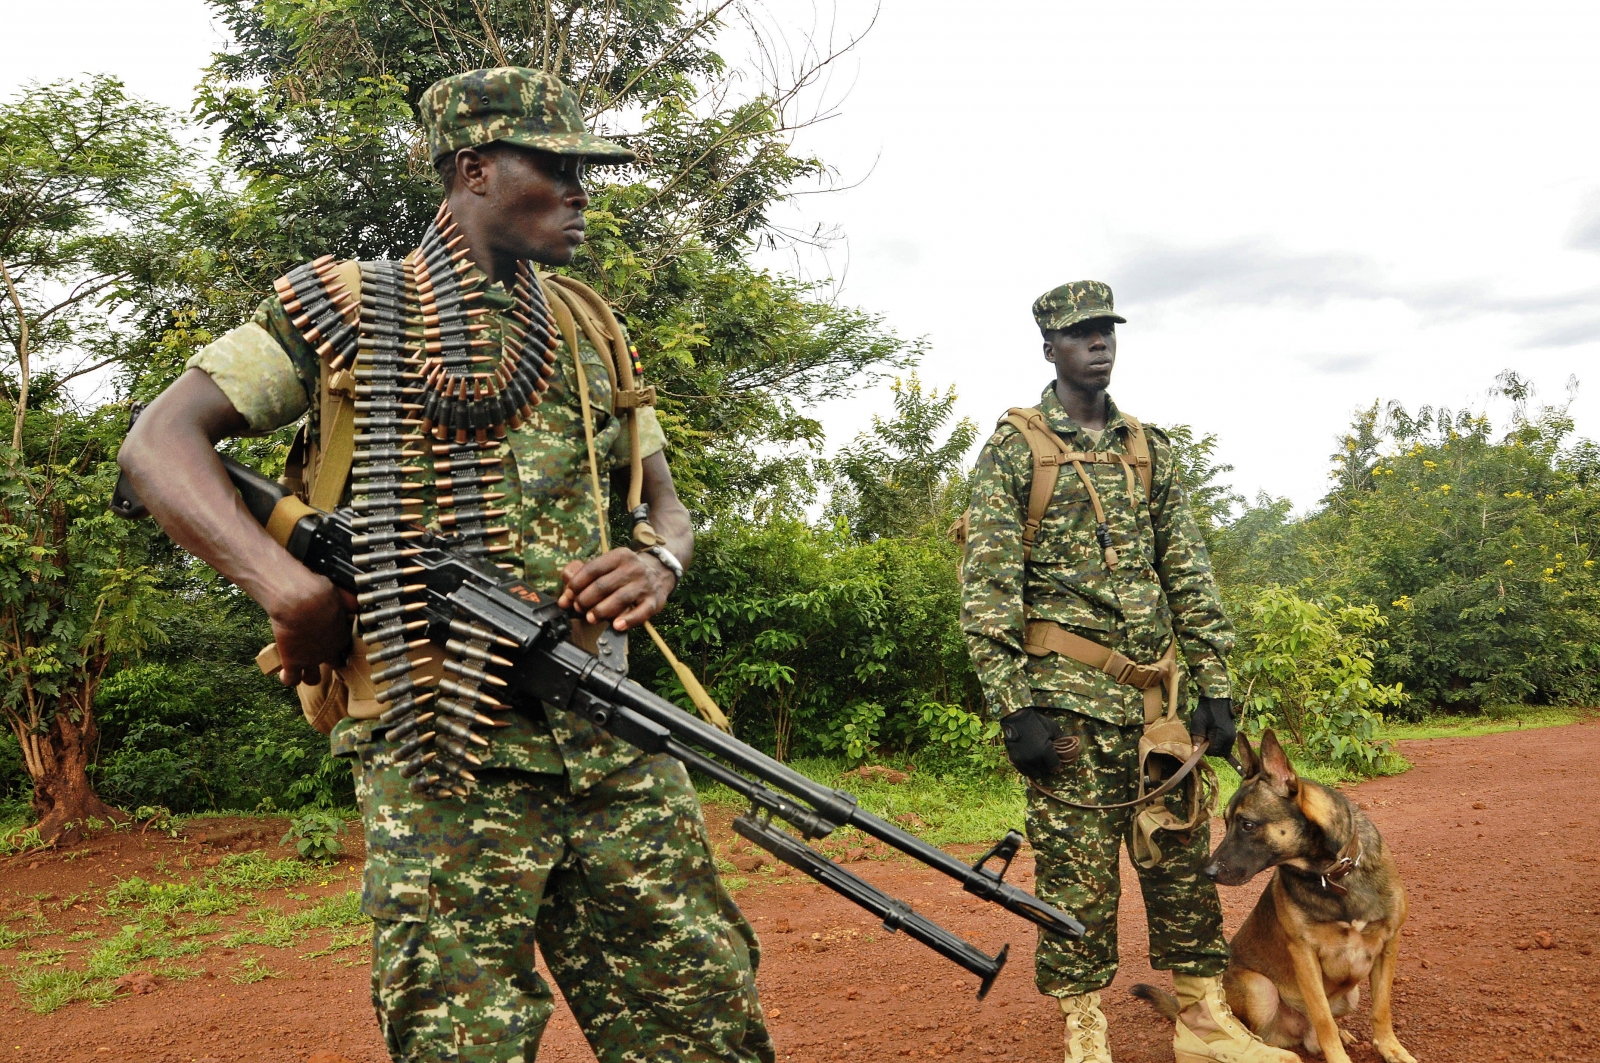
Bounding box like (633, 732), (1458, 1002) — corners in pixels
(0, 78), (189, 841)
(1217, 375), (1600, 712)
(827, 374), (977, 540)
(0, 409), (165, 841)
(1, 77), (186, 452)
(1162, 423), (1243, 536)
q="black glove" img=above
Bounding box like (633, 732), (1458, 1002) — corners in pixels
(1001, 708), (1062, 778)
(1189, 696), (1236, 760)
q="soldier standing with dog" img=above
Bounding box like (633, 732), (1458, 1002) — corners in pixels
(960, 281), (1297, 1063)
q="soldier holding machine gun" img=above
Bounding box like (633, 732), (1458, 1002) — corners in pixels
(119, 67), (763, 1063)
(119, 67), (1081, 1063)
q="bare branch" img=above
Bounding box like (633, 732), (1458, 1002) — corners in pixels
(0, 255), (29, 455)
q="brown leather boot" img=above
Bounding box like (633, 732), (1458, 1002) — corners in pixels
(1170, 975), (1299, 1063)
(1059, 991), (1113, 1063)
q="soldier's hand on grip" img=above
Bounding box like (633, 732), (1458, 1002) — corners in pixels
(1001, 707), (1063, 778)
(267, 574), (356, 687)
(1189, 695), (1236, 760)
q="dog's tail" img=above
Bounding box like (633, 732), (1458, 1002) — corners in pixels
(1130, 983), (1181, 1020)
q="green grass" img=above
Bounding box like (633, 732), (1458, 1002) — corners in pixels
(1379, 705), (1594, 741)
(3, 846), (368, 1014)
(211, 852), (323, 890)
(231, 956), (279, 984)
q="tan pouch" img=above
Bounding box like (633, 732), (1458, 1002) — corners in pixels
(256, 633), (441, 735)
(256, 640), (363, 736)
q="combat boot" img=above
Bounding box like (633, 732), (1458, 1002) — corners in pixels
(1059, 991), (1112, 1063)
(1170, 975), (1299, 1063)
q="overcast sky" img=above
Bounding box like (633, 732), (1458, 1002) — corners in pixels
(4, 0), (1597, 510)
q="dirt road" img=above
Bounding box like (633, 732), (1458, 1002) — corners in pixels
(4, 719), (1596, 1062)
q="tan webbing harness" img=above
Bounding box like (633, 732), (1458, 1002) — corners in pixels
(974, 406), (1215, 867)
(539, 274), (732, 733)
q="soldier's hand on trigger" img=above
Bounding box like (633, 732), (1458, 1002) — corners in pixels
(1189, 696), (1237, 760)
(558, 547), (677, 632)
(267, 570), (358, 687)
(1001, 707), (1064, 778)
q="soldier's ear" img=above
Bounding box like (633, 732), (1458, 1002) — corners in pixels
(1257, 729), (1299, 798)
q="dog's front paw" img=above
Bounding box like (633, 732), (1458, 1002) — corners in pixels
(1374, 1034), (1417, 1063)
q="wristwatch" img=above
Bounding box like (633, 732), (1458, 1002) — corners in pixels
(640, 544), (683, 583)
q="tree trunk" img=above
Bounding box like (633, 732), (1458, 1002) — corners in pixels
(22, 682), (122, 845)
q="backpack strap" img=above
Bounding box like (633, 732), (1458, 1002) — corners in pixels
(1000, 407), (1066, 563)
(1122, 413), (1154, 501)
(307, 260), (362, 511)
(999, 405), (1154, 566)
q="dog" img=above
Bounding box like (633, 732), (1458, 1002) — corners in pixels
(1135, 729), (1417, 1063)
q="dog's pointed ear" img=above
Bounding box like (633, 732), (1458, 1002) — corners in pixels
(1234, 732), (1261, 779)
(1258, 729), (1299, 797)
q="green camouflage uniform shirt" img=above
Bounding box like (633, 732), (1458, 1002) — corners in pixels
(960, 382), (1233, 724)
(188, 256), (666, 789)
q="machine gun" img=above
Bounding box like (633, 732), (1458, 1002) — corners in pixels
(112, 456), (1083, 998)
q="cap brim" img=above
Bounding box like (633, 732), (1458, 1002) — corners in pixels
(1044, 312), (1127, 330)
(501, 131), (637, 164)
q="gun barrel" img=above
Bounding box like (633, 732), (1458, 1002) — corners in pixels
(584, 659), (1085, 940)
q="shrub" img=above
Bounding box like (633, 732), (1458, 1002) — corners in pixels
(281, 809), (344, 862)
(1232, 587), (1406, 775)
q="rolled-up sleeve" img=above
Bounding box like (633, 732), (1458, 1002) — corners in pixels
(184, 320), (309, 434)
(609, 406), (666, 469)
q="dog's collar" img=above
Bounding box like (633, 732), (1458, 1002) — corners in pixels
(1319, 830), (1364, 895)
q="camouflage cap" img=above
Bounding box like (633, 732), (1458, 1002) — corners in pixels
(420, 67), (636, 165)
(1032, 280), (1127, 332)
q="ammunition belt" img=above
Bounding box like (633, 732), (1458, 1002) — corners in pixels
(276, 203), (559, 797)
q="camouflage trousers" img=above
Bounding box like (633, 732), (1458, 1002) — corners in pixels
(1025, 709), (1227, 996)
(349, 737), (775, 1063)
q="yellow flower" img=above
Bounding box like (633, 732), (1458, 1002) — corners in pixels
(1504, 559), (1515, 567)
(1585, 560), (1596, 568)
(1544, 567), (1555, 576)
(1423, 460), (1438, 469)
(1440, 484), (1452, 493)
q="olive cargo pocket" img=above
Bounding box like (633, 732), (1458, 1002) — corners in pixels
(362, 856), (432, 922)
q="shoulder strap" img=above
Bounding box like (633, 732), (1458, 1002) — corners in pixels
(541, 273), (731, 733)
(1000, 406), (1069, 563)
(541, 275), (659, 522)
(1122, 414), (1153, 501)
(308, 259), (362, 511)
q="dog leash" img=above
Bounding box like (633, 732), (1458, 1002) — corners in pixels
(1027, 738), (1211, 810)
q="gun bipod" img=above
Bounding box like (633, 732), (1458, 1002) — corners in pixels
(731, 807), (1008, 1000)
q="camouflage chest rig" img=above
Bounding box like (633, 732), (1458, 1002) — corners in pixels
(957, 406), (1215, 867)
(259, 203), (725, 799)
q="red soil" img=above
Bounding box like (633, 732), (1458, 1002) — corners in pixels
(2, 719), (1596, 1063)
